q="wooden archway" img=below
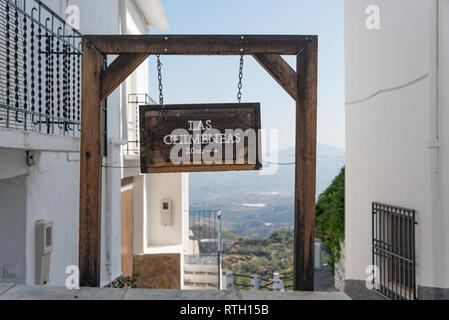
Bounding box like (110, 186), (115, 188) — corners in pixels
(79, 35), (318, 291)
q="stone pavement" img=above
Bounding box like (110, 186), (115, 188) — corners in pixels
(0, 283), (350, 300)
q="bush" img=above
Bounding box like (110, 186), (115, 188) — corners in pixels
(110, 273), (139, 289)
(315, 167), (345, 273)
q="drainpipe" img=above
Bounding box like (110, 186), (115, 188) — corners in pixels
(427, 0), (442, 291)
(119, 0), (129, 142)
(103, 158), (113, 285)
(103, 136), (127, 285)
(101, 0), (128, 284)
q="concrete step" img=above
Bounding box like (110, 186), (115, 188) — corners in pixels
(183, 284), (218, 291)
(184, 263), (218, 274)
(0, 284), (351, 300)
(184, 273), (219, 285)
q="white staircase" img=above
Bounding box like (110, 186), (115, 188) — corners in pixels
(184, 262), (219, 290)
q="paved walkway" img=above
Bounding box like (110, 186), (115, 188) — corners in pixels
(0, 283), (350, 300)
(315, 265), (338, 292)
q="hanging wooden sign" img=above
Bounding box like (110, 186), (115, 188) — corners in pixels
(139, 103), (262, 173)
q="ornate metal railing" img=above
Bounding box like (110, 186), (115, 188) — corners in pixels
(0, 0), (82, 135)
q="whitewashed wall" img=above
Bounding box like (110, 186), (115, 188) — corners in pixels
(0, 174), (26, 284)
(0, 148), (27, 180)
(0, 0), (124, 286)
(437, 0), (449, 291)
(0, 147), (80, 286)
(145, 173), (188, 249)
(345, 0), (448, 293)
(25, 151), (81, 285)
(122, 0), (189, 258)
(0, 0), (182, 288)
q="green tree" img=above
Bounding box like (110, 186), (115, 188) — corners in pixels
(315, 167), (345, 273)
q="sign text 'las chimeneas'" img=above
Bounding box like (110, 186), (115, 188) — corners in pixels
(139, 103), (262, 173)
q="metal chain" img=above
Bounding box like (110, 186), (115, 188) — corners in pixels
(237, 54), (244, 103)
(156, 54), (164, 105)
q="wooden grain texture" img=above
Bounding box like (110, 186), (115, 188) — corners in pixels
(133, 254), (181, 289)
(79, 38), (104, 287)
(86, 34), (316, 55)
(294, 38), (318, 292)
(100, 53), (149, 101)
(139, 103), (262, 173)
(252, 54), (298, 101)
(121, 188), (134, 277)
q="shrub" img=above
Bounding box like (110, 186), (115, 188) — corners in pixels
(315, 167), (345, 273)
(110, 273), (139, 289)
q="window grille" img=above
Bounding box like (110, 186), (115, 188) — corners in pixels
(372, 202), (417, 300)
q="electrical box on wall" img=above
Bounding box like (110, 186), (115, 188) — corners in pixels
(161, 199), (172, 226)
(35, 220), (53, 285)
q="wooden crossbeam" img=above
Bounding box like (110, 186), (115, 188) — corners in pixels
(100, 53), (149, 101)
(85, 34), (316, 55)
(252, 54), (298, 101)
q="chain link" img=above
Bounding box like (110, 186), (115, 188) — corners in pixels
(237, 54), (244, 103)
(156, 54), (164, 105)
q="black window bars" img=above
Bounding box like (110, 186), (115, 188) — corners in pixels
(0, 0), (82, 135)
(125, 93), (156, 156)
(372, 202), (417, 300)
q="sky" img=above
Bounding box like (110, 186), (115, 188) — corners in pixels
(148, 0), (345, 150)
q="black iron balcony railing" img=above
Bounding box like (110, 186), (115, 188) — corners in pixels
(0, 0), (82, 135)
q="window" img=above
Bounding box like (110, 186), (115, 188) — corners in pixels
(372, 202), (416, 300)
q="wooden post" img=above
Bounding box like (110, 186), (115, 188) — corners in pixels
(79, 39), (104, 287)
(294, 38), (318, 291)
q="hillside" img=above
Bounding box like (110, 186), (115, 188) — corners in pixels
(222, 228), (294, 280)
(189, 143), (345, 238)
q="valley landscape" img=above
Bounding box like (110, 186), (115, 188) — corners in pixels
(189, 143), (345, 238)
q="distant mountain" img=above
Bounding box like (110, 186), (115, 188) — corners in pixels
(189, 143), (345, 238)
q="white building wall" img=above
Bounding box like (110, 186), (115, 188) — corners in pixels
(24, 151), (81, 285)
(437, 0), (449, 290)
(0, 148), (28, 180)
(0, 146), (81, 286)
(146, 173), (188, 249)
(0, 174), (26, 284)
(345, 0), (448, 294)
(0, 0), (124, 286)
(0, 120), (82, 286)
(0, 0), (180, 288)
